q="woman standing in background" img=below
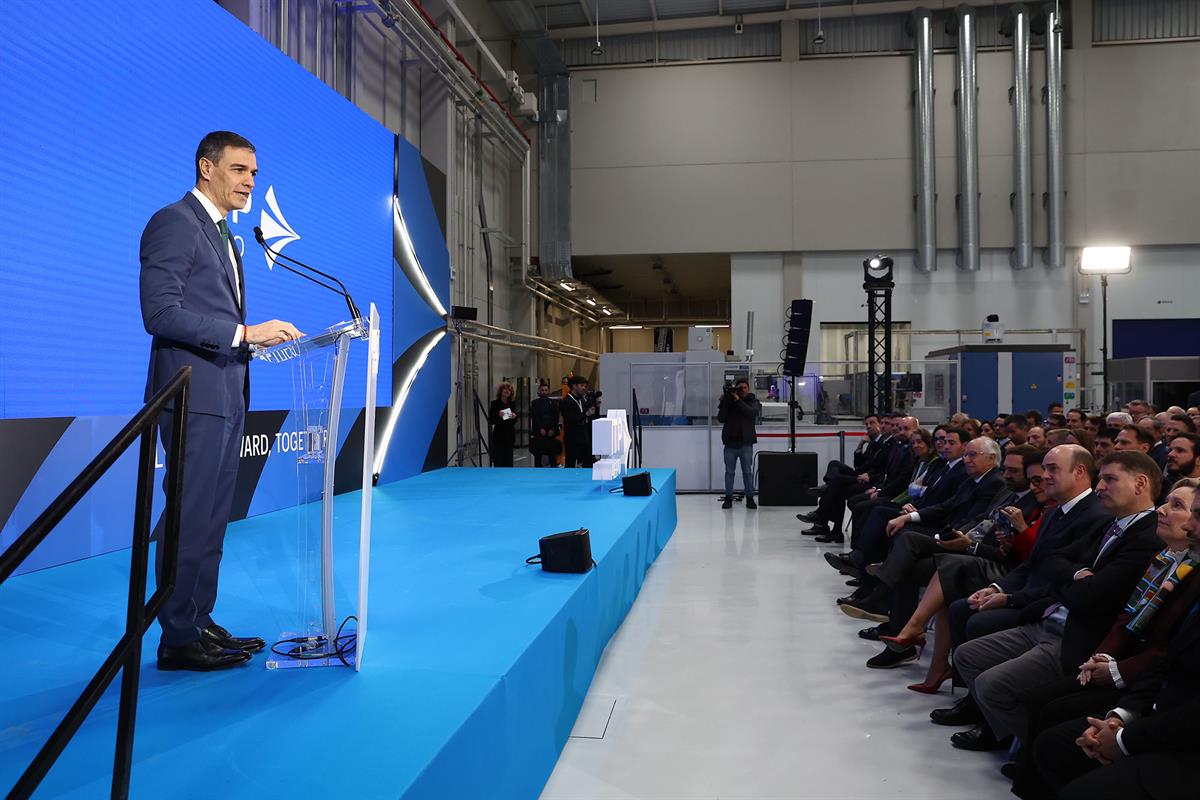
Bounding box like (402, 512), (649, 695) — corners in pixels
(489, 382), (519, 467)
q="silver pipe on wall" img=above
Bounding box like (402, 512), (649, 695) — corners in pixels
(911, 7), (937, 274)
(1009, 4), (1034, 270)
(951, 4), (980, 271)
(1043, 2), (1067, 268)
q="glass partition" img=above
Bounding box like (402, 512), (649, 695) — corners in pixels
(628, 359), (960, 427)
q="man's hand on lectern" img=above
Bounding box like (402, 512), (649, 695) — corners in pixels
(245, 320), (304, 347)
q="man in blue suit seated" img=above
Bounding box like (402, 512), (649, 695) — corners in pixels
(140, 131), (302, 671)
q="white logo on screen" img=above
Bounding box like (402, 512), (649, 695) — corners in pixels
(254, 186), (301, 271)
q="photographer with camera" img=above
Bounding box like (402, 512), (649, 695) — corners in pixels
(562, 375), (598, 468)
(718, 378), (762, 510)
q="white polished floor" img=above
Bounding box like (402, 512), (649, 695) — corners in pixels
(540, 495), (1013, 800)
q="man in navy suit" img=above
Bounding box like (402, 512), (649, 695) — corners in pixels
(140, 131), (302, 671)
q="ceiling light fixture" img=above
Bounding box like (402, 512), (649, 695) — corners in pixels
(609, 325), (644, 330)
(592, 0), (603, 56)
(559, 281), (575, 291)
(585, 297), (597, 306)
(601, 307), (614, 316)
(814, 0), (826, 45)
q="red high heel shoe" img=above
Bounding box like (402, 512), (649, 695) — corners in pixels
(880, 632), (927, 654)
(907, 667), (952, 694)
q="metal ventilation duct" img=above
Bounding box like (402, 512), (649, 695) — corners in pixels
(1007, 4), (1034, 270)
(538, 75), (572, 282)
(490, 0), (567, 76)
(1042, 2), (1067, 268)
(950, 4), (980, 272)
(910, 8), (937, 274)
(491, 0), (573, 281)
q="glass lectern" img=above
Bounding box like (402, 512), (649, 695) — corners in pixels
(254, 303), (380, 671)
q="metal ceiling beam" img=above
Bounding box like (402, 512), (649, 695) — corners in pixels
(550, 0), (1002, 39)
(578, 0), (593, 26)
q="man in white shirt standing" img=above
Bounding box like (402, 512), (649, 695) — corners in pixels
(140, 131), (302, 671)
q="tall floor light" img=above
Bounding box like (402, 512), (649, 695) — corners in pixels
(1080, 246), (1132, 412)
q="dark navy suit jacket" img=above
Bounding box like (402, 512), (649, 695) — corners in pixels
(140, 192), (249, 417)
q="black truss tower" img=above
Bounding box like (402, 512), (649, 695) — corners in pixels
(863, 258), (895, 416)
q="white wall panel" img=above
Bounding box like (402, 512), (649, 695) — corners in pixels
(792, 158), (915, 251)
(570, 63), (792, 168)
(1084, 150), (1200, 245)
(572, 162), (793, 254)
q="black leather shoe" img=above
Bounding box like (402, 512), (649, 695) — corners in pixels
(202, 624), (266, 654)
(866, 645), (918, 669)
(745, 497), (757, 509)
(801, 524), (830, 536)
(1000, 762), (1018, 781)
(722, 497), (733, 509)
(845, 577), (862, 587)
(930, 694), (984, 727)
(823, 552), (861, 577)
(814, 531), (845, 544)
(951, 725), (1012, 752)
(157, 639), (251, 672)
(858, 625), (882, 641)
(797, 511), (822, 523)
(836, 585), (871, 606)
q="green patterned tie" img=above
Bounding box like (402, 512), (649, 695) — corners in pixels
(216, 219), (245, 313)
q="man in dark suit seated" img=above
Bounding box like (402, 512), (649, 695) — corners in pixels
(949, 451), (1165, 752)
(832, 428), (971, 587)
(843, 426), (965, 549)
(801, 414), (916, 543)
(833, 436), (1006, 623)
(931, 445), (1113, 728)
(851, 445), (1042, 667)
(1008, 477), (1200, 797)
(1025, 491), (1200, 800)
(141, 131), (303, 672)
(815, 416), (920, 544)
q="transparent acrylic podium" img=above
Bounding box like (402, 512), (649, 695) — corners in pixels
(254, 303), (380, 671)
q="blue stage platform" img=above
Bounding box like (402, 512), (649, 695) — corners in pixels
(0, 467), (677, 799)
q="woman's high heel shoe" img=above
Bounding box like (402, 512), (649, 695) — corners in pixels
(880, 632), (926, 654)
(907, 667), (952, 694)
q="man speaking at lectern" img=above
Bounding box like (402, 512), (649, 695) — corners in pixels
(140, 131), (302, 671)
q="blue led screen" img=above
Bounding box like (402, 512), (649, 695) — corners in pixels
(0, 2), (394, 417)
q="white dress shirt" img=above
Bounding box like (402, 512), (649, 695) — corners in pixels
(190, 187), (244, 346)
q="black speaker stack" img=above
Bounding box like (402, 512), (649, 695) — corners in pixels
(782, 299), (813, 378)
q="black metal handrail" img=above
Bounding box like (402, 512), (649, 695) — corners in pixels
(1, 366), (190, 800)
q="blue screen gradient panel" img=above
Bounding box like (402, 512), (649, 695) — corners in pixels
(0, 2), (393, 417)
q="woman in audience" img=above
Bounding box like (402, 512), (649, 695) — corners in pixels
(488, 381), (519, 467)
(1064, 428), (1095, 455)
(1009, 478), (1200, 798)
(981, 420), (997, 440)
(900, 428), (941, 504)
(962, 418), (982, 439)
(880, 451), (1050, 692)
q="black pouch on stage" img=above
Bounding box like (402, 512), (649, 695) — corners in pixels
(526, 528), (593, 573)
(621, 471), (653, 496)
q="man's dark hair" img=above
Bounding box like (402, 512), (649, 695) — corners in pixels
(1169, 432), (1200, 457)
(568, 375), (589, 388)
(1088, 415), (1106, 428)
(1046, 413), (1067, 428)
(195, 131), (256, 183)
(1047, 402), (1064, 413)
(1022, 448), (1049, 471)
(1097, 426), (1120, 442)
(1025, 409), (1044, 426)
(1171, 414), (1197, 433)
(1004, 444), (1038, 462)
(864, 413), (880, 424)
(1098, 450), (1163, 501)
(735, 377), (750, 389)
(1006, 414), (1030, 430)
(1121, 424), (1155, 447)
(942, 426), (969, 445)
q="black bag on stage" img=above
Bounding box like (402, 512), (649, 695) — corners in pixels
(621, 471), (652, 496)
(526, 528), (593, 573)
